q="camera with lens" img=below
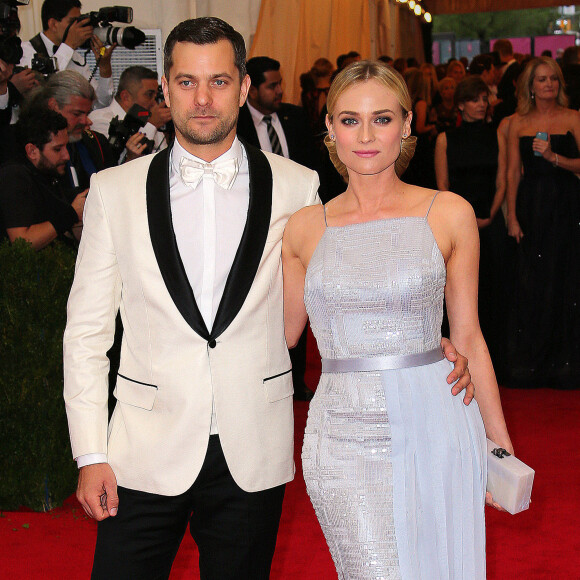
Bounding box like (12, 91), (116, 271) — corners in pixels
(0, 0), (28, 65)
(65, 6), (145, 50)
(30, 54), (57, 76)
(108, 103), (154, 158)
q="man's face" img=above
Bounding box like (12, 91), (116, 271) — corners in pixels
(161, 39), (250, 160)
(249, 69), (283, 115)
(31, 129), (70, 175)
(130, 79), (159, 111)
(52, 95), (93, 142)
(52, 7), (82, 44)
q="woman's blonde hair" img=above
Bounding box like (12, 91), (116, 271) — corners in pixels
(517, 56), (568, 115)
(325, 60), (417, 181)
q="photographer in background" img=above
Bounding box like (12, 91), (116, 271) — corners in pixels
(19, 0), (115, 108)
(89, 65), (171, 163)
(24, 70), (116, 194)
(0, 107), (86, 249)
(0, 0), (27, 124)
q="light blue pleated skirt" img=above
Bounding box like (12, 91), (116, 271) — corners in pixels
(302, 358), (487, 579)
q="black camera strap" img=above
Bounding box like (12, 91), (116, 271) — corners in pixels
(29, 33), (48, 57)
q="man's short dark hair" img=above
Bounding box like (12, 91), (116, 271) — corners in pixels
(562, 46), (580, 67)
(116, 66), (158, 99)
(41, 0), (82, 31)
(493, 39), (514, 59)
(336, 51), (361, 70)
(17, 107), (68, 151)
(469, 54), (493, 75)
(163, 17), (246, 81)
(246, 56), (280, 88)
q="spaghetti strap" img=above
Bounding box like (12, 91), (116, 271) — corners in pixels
(425, 191), (440, 218)
(322, 203), (328, 227)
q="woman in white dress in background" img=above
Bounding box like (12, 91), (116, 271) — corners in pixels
(282, 61), (513, 579)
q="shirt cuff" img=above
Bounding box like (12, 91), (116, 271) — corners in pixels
(76, 453), (108, 468)
(0, 90), (9, 108)
(142, 122), (157, 140)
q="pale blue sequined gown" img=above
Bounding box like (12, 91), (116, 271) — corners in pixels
(302, 204), (487, 579)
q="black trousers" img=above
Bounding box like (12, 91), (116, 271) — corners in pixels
(91, 436), (286, 580)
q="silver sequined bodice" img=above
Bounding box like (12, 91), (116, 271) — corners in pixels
(302, 215), (486, 580)
(304, 217), (446, 359)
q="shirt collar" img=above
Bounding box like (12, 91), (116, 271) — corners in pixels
(247, 101), (278, 125)
(111, 99), (127, 118)
(171, 135), (244, 176)
(40, 31), (57, 54)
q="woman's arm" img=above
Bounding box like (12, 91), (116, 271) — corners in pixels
(442, 195), (513, 453)
(534, 110), (580, 173)
(414, 100), (437, 137)
(486, 123), (509, 225)
(434, 132), (449, 191)
(506, 114), (524, 242)
(282, 213), (310, 349)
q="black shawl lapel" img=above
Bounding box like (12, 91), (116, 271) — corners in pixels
(210, 141), (273, 340)
(146, 147), (210, 340)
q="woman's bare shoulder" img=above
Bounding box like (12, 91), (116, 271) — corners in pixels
(284, 203), (326, 250)
(431, 190), (476, 224)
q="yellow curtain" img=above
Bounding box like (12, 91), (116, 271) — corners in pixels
(250, 0), (371, 104)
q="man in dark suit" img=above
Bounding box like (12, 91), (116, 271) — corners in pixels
(237, 56), (318, 172)
(492, 40), (521, 126)
(237, 56), (318, 400)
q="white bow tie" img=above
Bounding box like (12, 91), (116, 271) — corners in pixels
(179, 156), (239, 190)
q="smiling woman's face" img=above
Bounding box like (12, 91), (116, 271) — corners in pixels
(326, 79), (411, 178)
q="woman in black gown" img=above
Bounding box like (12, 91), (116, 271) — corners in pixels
(435, 75), (509, 376)
(404, 68), (438, 188)
(506, 57), (580, 388)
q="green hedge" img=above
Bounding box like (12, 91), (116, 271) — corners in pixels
(0, 239), (78, 511)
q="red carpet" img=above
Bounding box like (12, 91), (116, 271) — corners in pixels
(2, 335), (580, 579)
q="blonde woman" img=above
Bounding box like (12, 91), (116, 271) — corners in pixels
(283, 61), (512, 579)
(506, 56), (580, 388)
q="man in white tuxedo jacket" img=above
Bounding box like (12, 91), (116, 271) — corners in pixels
(64, 17), (471, 580)
(63, 17), (320, 579)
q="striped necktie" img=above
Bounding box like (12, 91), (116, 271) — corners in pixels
(263, 115), (283, 156)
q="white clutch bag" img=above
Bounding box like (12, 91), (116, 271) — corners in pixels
(486, 439), (535, 515)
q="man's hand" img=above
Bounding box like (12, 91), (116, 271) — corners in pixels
(71, 189), (88, 221)
(91, 37), (116, 78)
(77, 463), (119, 521)
(0, 58), (14, 94)
(63, 18), (94, 51)
(125, 132), (149, 161)
(441, 337), (474, 405)
(10, 68), (41, 95)
(149, 101), (172, 129)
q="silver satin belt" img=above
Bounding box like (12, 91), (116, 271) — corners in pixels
(321, 348), (444, 373)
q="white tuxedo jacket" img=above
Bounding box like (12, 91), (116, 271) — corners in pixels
(63, 142), (320, 495)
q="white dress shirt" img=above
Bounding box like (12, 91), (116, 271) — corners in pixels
(246, 101), (289, 158)
(19, 32), (113, 108)
(89, 98), (167, 162)
(76, 136), (250, 468)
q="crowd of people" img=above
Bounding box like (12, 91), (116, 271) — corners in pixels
(0, 3), (577, 578)
(298, 40), (580, 391)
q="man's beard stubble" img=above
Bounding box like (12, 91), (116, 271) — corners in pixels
(176, 107), (239, 147)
